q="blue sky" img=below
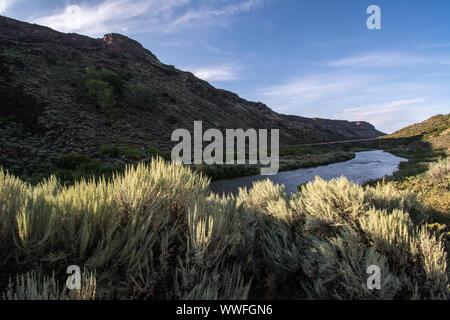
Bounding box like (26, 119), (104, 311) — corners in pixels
(1, 0), (449, 133)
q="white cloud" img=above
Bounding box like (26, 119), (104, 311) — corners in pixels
(255, 72), (448, 133)
(156, 0), (265, 33)
(32, 0), (188, 37)
(337, 97), (444, 134)
(329, 52), (450, 68)
(192, 65), (239, 81)
(30, 0), (266, 37)
(259, 74), (371, 112)
(0, 0), (19, 14)
(342, 98), (428, 117)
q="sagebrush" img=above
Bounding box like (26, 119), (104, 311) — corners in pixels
(0, 158), (448, 300)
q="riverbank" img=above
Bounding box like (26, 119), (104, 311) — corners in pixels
(365, 147), (449, 242)
(193, 147), (358, 181)
(210, 150), (407, 195)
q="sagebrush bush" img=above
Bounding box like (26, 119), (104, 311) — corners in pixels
(2, 270), (96, 300)
(293, 177), (448, 299)
(426, 157), (449, 183)
(0, 159), (448, 300)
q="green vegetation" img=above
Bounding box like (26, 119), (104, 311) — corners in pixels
(0, 159), (447, 300)
(85, 66), (123, 109)
(363, 115), (450, 263)
(84, 67), (157, 117)
(124, 148), (143, 161)
(85, 66), (124, 95)
(86, 79), (115, 109)
(385, 113), (450, 151)
(56, 152), (91, 170)
(147, 147), (160, 158)
(100, 144), (121, 157)
(131, 83), (157, 111)
(371, 152), (450, 237)
(427, 157), (450, 184)
(388, 114), (450, 139)
(21, 153), (123, 185)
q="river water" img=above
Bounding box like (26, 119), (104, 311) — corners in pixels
(210, 150), (407, 196)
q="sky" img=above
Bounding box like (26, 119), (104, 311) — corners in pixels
(1, 0), (449, 133)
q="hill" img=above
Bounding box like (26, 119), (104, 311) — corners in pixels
(386, 114), (450, 151)
(0, 15), (383, 178)
(372, 114), (449, 236)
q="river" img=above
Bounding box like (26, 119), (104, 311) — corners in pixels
(210, 150), (407, 196)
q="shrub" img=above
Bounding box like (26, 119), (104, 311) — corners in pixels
(148, 147), (159, 157)
(56, 153), (91, 170)
(86, 79), (115, 109)
(292, 177), (448, 299)
(85, 66), (123, 95)
(2, 271), (96, 300)
(52, 153), (122, 185)
(124, 148), (143, 160)
(132, 83), (156, 111)
(0, 162), (447, 300)
(426, 157), (449, 183)
(101, 144), (121, 157)
(85, 67), (123, 109)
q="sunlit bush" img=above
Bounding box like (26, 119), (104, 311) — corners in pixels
(0, 159), (447, 300)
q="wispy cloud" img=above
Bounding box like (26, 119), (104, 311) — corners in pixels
(337, 97), (440, 134)
(342, 97), (428, 117)
(154, 0), (265, 33)
(191, 65), (240, 81)
(30, 0), (266, 37)
(256, 72), (447, 133)
(0, 0), (20, 14)
(32, 0), (188, 37)
(329, 52), (450, 68)
(259, 74), (371, 111)
(419, 42), (450, 50)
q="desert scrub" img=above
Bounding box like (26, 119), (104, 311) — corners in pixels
(0, 160), (212, 299)
(56, 152), (91, 170)
(101, 144), (121, 157)
(124, 148), (143, 160)
(2, 270), (96, 300)
(292, 177), (448, 299)
(85, 66), (123, 109)
(85, 79), (115, 109)
(52, 153), (121, 185)
(0, 159), (448, 300)
(85, 66), (123, 95)
(131, 83), (157, 111)
(426, 157), (449, 184)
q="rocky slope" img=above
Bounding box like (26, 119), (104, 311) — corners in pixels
(0, 15), (384, 176)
